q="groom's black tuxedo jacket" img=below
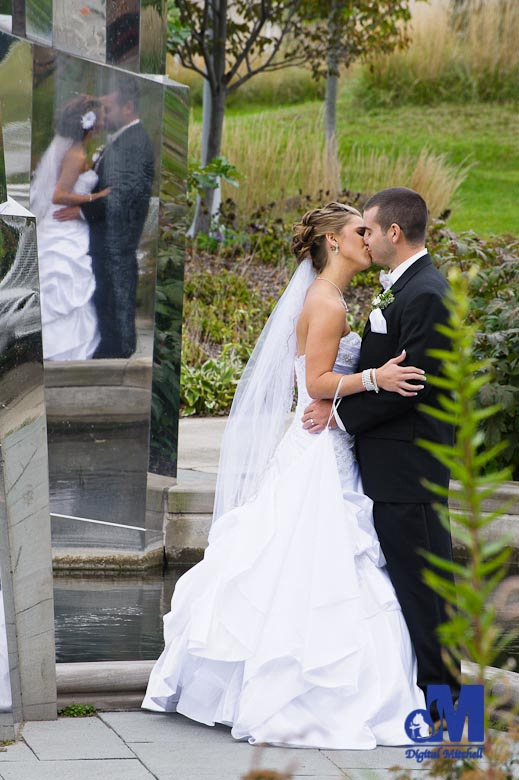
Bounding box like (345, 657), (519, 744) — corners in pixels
(81, 121), (154, 357)
(337, 254), (454, 503)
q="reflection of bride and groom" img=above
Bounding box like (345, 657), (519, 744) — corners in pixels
(30, 76), (154, 360)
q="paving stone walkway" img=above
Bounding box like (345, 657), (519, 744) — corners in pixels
(0, 710), (434, 780)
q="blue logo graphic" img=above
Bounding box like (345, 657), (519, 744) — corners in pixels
(405, 685), (484, 744)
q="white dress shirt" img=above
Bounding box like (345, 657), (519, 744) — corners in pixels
(384, 247), (428, 287)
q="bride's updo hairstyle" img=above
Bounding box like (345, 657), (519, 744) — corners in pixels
(55, 94), (102, 142)
(292, 201), (361, 272)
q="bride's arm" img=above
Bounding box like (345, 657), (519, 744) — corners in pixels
(304, 299), (425, 400)
(52, 146), (109, 206)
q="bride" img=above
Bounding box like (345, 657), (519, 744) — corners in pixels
(143, 202), (427, 748)
(30, 94), (109, 361)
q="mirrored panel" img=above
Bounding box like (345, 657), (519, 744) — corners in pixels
(26, 0), (51, 44)
(0, 137), (13, 734)
(29, 46), (168, 553)
(0, 198), (56, 732)
(11, 0), (25, 37)
(53, 0), (139, 70)
(0, 0), (11, 34)
(149, 79), (188, 476)
(0, 31), (32, 208)
(0, 119), (6, 202)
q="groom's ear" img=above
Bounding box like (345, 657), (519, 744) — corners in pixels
(388, 222), (402, 243)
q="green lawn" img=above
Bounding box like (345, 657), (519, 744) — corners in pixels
(204, 94), (518, 237)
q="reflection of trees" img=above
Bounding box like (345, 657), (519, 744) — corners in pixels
(493, 576), (519, 622)
(0, 219), (17, 280)
(141, 0), (167, 73)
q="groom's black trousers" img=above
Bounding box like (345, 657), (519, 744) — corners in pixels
(373, 501), (460, 700)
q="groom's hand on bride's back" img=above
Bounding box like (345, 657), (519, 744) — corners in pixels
(53, 206), (81, 221)
(302, 399), (335, 434)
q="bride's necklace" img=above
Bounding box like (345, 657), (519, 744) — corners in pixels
(316, 276), (349, 311)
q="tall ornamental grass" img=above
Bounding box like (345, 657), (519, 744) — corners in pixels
(188, 116), (469, 218)
(357, 0), (519, 106)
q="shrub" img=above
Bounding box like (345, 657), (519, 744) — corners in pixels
(429, 224), (519, 479)
(58, 703), (97, 717)
(181, 347), (242, 416)
(393, 264), (518, 780)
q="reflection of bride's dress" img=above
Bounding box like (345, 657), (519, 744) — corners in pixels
(37, 168), (100, 360)
(143, 332), (425, 749)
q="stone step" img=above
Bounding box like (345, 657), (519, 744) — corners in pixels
(167, 477), (519, 515)
(163, 477), (519, 564)
(55, 659), (519, 711)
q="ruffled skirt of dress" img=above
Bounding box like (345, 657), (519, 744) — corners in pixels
(37, 211), (100, 360)
(142, 425), (425, 749)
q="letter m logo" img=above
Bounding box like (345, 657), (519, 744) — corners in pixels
(427, 684), (484, 743)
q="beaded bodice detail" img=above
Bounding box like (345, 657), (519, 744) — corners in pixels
(291, 331), (361, 484)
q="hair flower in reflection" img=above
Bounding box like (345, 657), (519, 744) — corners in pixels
(81, 110), (96, 130)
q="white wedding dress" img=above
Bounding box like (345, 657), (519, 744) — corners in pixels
(36, 168), (100, 360)
(143, 332), (425, 748)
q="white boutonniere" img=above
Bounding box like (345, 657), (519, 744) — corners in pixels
(92, 145), (105, 164)
(371, 289), (395, 310)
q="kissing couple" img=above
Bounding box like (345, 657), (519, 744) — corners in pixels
(143, 187), (459, 748)
(31, 76), (154, 362)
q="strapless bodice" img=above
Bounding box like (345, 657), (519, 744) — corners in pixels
(73, 168), (98, 196)
(294, 330), (361, 410)
(290, 331), (360, 483)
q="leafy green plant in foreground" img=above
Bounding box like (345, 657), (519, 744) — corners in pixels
(408, 267), (518, 778)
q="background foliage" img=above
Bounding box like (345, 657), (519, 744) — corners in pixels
(156, 0), (518, 478)
(176, 213), (519, 479)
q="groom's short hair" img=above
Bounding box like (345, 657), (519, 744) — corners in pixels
(364, 187), (428, 244)
(114, 75), (140, 112)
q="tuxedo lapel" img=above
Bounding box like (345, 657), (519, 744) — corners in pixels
(391, 253), (433, 295)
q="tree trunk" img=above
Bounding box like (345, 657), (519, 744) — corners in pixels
(192, 0), (228, 236)
(324, 0), (343, 196)
(324, 71), (340, 196)
(188, 76), (220, 237)
(194, 87), (226, 235)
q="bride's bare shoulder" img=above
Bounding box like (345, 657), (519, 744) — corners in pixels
(297, 286), (346, 344)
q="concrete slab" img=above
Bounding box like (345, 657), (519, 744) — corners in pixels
(0, 759), (155, 780)
(340, 771), (430, 780)
(0, 741), (37, 762)
(21, 718), (134, 760)
(100, 711), (237, 744)
(322, 746), (427, 770)
(131, 740), (345, 779)
(177, 417), (227, 473)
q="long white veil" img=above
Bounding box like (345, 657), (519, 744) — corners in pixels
(29, 135), (74, 222)
(212, 257), (316, 525)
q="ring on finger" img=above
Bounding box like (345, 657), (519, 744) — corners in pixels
(310, 418), (315, 426)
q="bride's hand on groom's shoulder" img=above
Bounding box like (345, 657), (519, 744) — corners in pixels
(302, 399), (334, 434)
(53, 205), (81, 221)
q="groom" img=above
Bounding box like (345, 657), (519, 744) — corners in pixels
(303, 187), (460, 705)
(56, 76), (154, 358)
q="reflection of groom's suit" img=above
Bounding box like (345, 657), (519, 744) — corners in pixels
(337, 253), (460, 698)
(82, 121), (154, 358)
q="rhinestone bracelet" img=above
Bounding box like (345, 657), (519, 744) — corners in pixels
(362, 369), (375, 392)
